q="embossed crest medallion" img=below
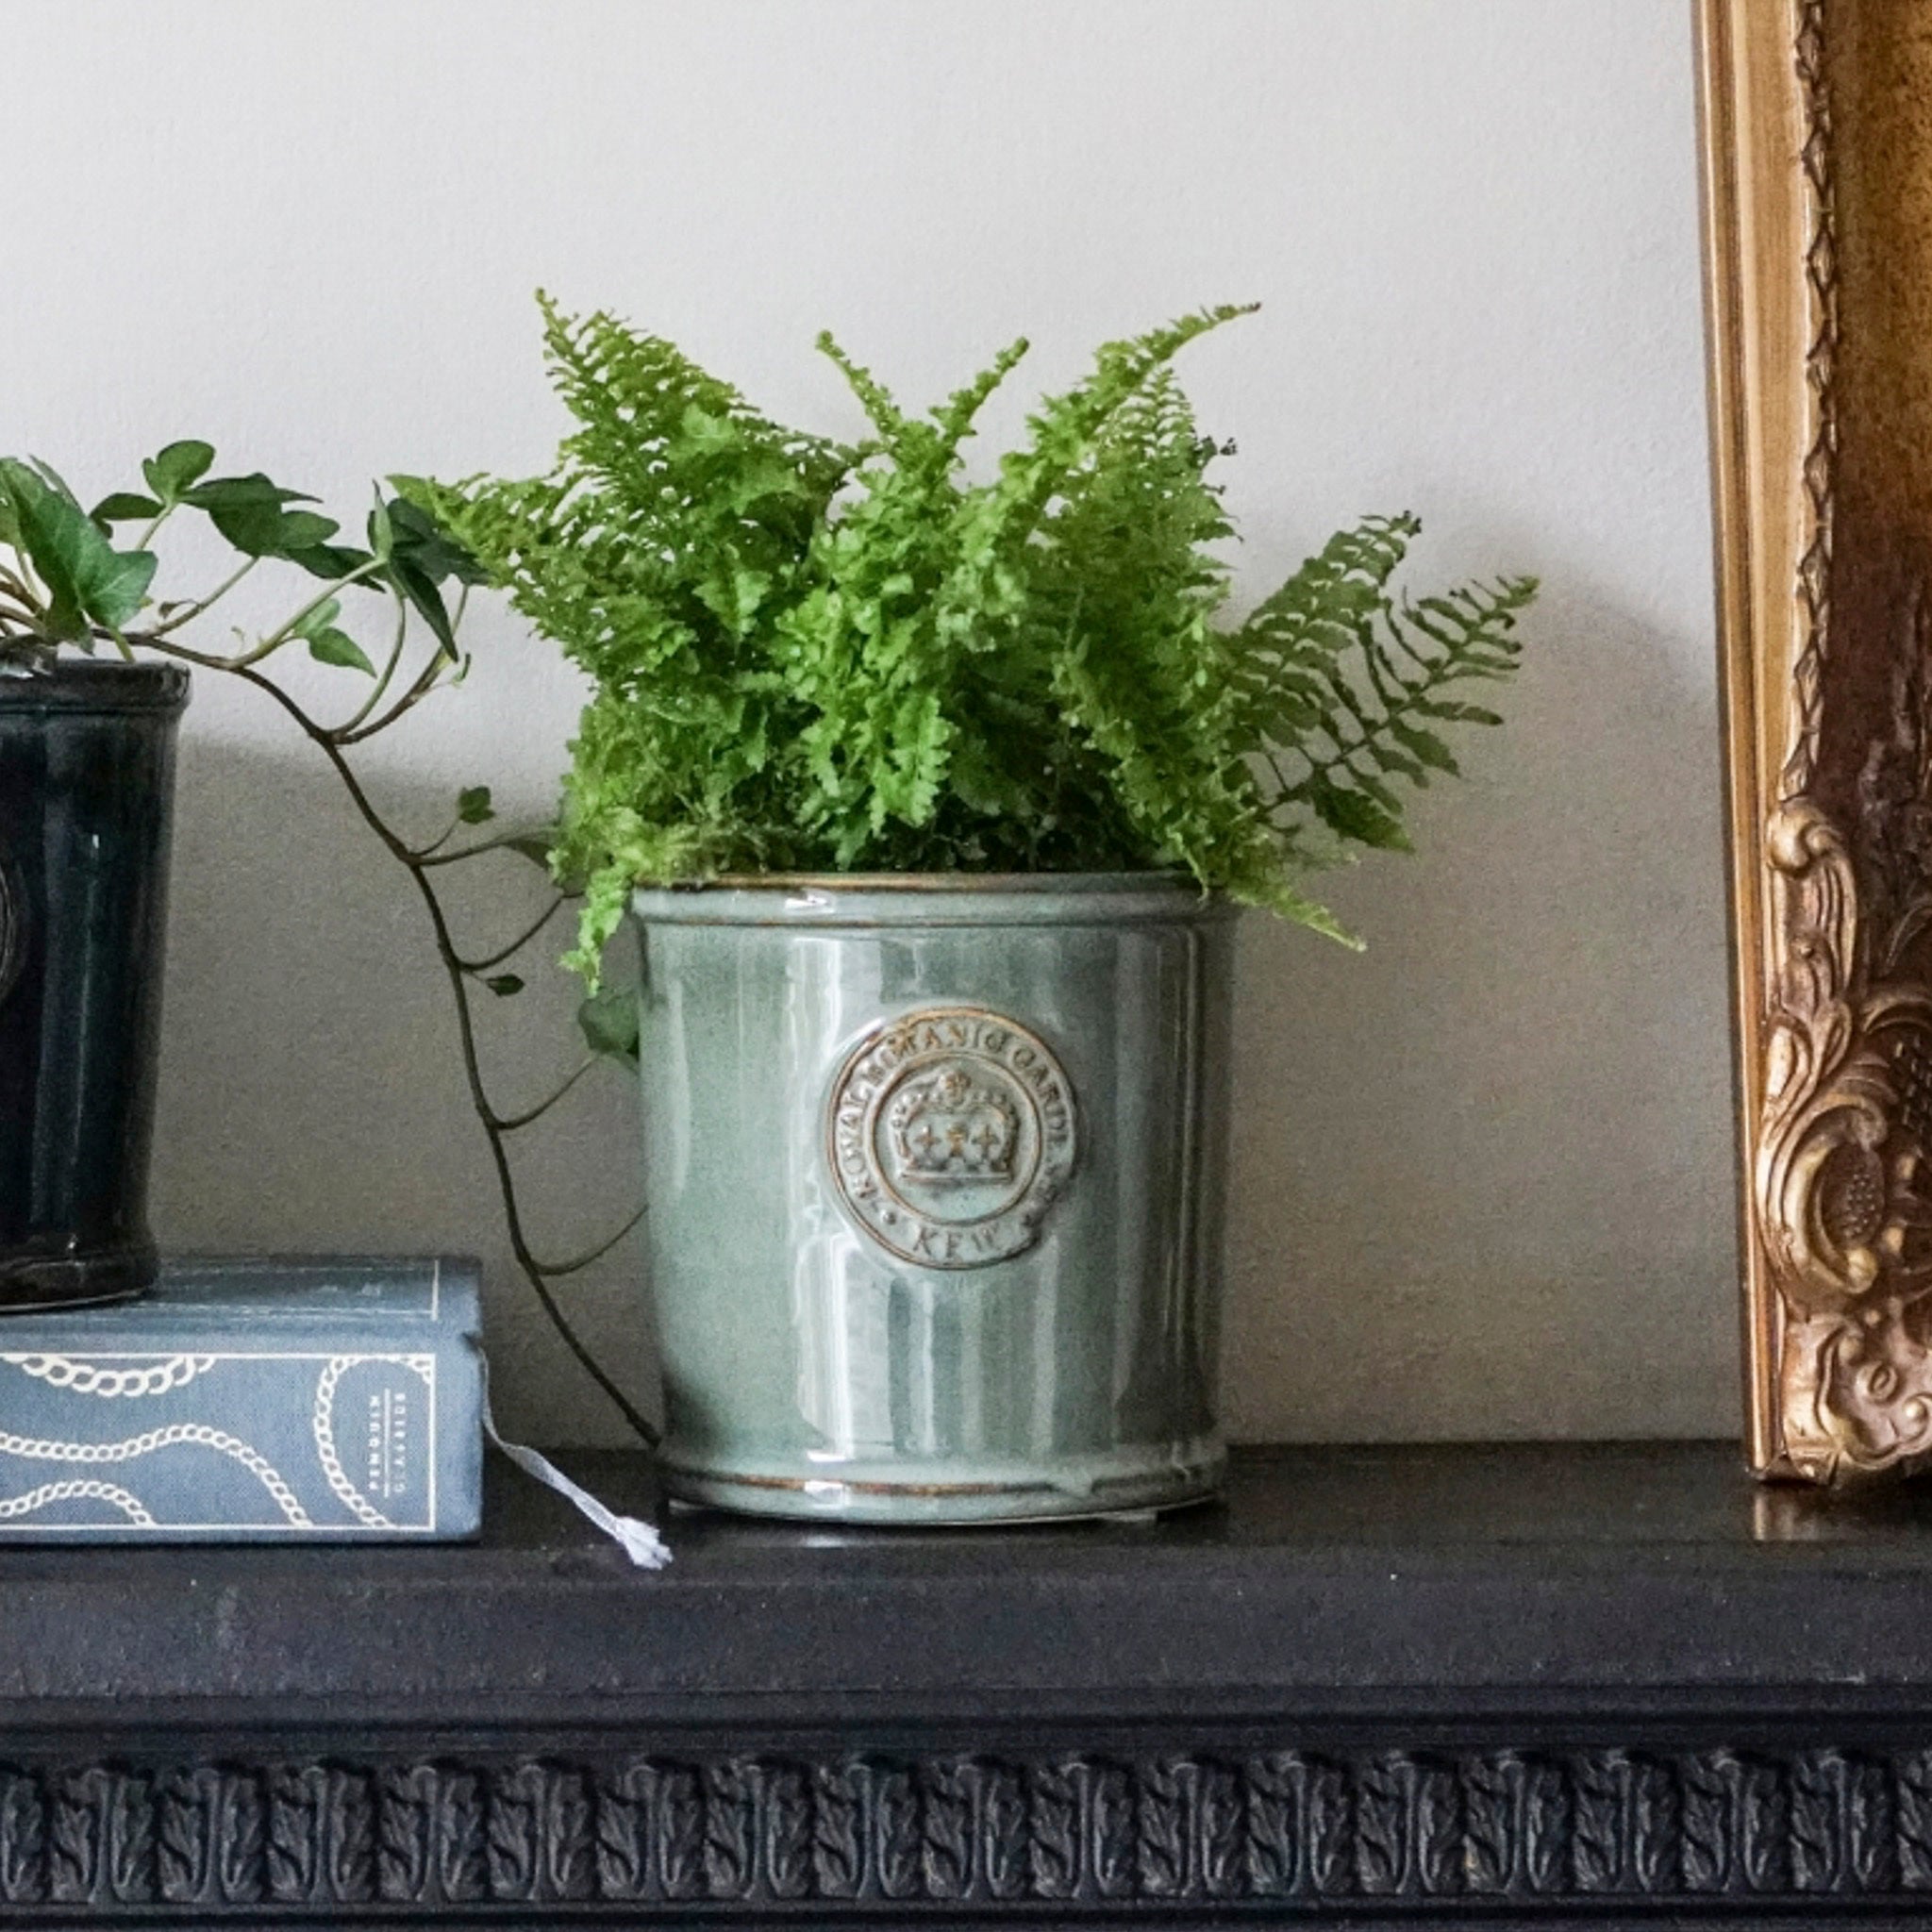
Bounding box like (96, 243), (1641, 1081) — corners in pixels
(826, 1005), (1077, 1269)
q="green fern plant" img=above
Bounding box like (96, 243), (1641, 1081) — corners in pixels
(402, 296), (1536, 976)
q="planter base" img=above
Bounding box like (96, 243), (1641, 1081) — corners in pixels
(658, 1437), (1226, 1525)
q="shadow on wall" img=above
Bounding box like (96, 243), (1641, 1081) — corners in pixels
(152, 575), (1739, 1452)
(1224, 573), (1741, 1444)
(151, 734), (657, 1448)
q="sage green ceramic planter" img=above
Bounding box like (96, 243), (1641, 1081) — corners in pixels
(629, 874), (1236, 1524)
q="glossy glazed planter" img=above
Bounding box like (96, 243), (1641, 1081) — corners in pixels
(0, 660), (188, 1309)
(630, 874), (1236, 1524)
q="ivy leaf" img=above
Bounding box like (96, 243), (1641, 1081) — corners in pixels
(275, 510), (341, 551)
(366, 496), (396, 560)
(457, 785), (494, 824)
(85, 550), (158, 632)
(387, 554), (457, 652)
(385, 494), (489, 585)
(370, 497), (456, 649)
(484, 973), (525, 997)
(183, 471), (314, 512)
(374, 496), (482, 651)
(0, 459), (157, 641)
(286, 541), (377, 582)
(91, 491), (161, 525)
(284, 594), (375, 673)
(141, 440), (215, 504)
(27, 458), (84, 507)
(206, 500), (289, 555)
(577, 985), (640, 1063)
(212, 502), (341, 560)
(289, 596), (341, 639)
(185, 473), (329, 560)
(307, 627), (375, 675)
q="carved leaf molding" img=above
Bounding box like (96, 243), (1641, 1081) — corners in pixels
(0, 1746), (1928, 1914)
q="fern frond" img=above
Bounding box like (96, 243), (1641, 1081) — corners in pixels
(930, 304), (1257, 658)
(815, 331), (908, 441)
(1228, 532), (1534, 852)
(407, 299), (1532, 978)
(928, 335), (1029, 457)
(543, 292), (845, 469)
(987, 302), (1257, 531)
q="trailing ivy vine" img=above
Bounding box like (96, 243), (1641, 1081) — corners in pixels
(0, 447), (658, 1446)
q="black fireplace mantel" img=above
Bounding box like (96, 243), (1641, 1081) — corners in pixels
(8, 1440), (1932, 1926)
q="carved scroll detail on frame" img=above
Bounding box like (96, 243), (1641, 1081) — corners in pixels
(1758, 608), (1932, 1480)
(1705, 0), (1932, 1480)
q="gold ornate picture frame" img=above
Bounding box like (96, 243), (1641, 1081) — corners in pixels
(1701, 0), (1932, 1483)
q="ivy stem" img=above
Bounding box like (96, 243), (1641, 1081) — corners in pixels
(457, 896), (564, 973)
(215, 558), (385, 657)
(331, 591), (410, 736)
(130, 502), (175, 554)
(333, 644), (454, 745)
(408, 819), (461, 862)
(492, 1057), (595, 1133)
(135, 636), (661, 1452)
(148, 557), (258, 639)
(419, 830), (538, 868)
(531, 1207), (645, 1279)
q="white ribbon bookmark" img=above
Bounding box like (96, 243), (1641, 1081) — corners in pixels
(480, 1367), (672, 1569)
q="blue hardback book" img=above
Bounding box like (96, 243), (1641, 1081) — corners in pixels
(0, 1255), (482, 1541)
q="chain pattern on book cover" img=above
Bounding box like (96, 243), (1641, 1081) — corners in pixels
(0, 1257), (480, 1541)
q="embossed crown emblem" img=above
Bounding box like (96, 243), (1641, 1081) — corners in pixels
(886, 1065), (1019, 1186)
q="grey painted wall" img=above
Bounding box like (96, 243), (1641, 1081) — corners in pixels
(0, 0), (1729, 1443)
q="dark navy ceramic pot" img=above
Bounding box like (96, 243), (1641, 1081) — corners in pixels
(0, 660), (188, 1309)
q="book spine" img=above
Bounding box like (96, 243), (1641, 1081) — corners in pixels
(0, 1306), (481, 1544)
(157, 1255), (453, 1322)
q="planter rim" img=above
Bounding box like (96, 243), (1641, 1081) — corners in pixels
(647, 868), (1200, 892)
(0, 658), (189, 716)
(630, 870), (1237, 928)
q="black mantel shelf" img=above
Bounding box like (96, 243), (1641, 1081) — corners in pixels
(9, 1441), (1932, 1926)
